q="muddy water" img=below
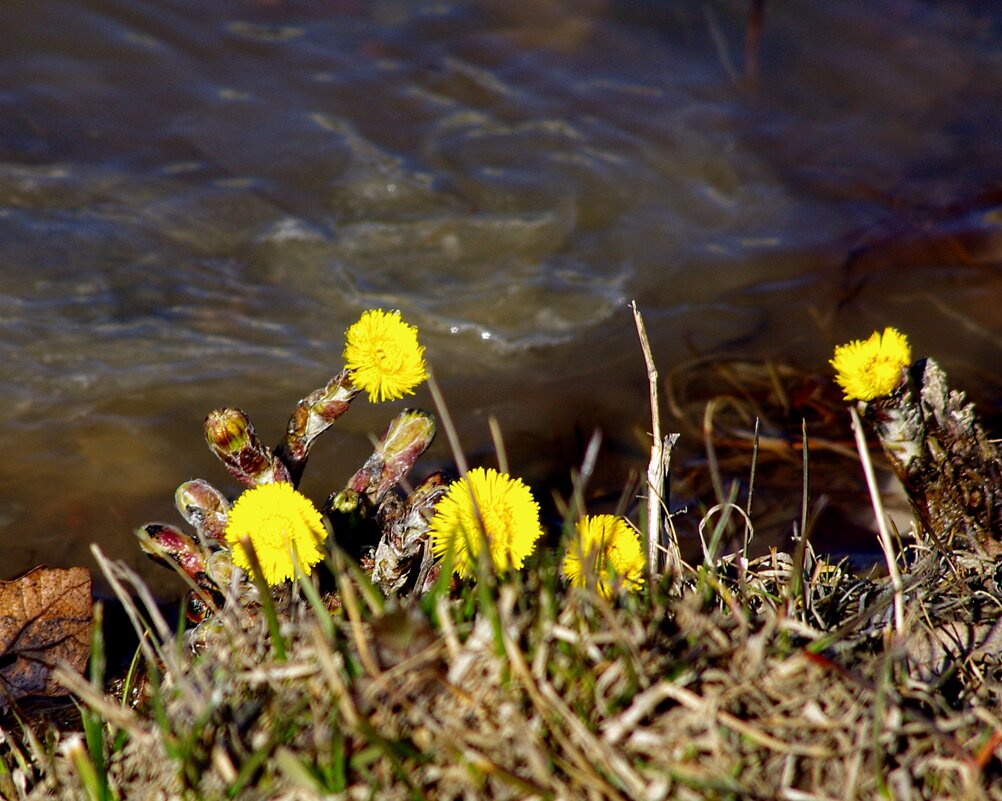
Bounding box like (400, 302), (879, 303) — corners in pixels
(2, 0), (1002, 596)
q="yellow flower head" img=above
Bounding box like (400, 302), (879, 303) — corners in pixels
(562, 515), (645, 598)
(830, 327), (911, 402)
(343, 309), (428, 402)
(224, 482), (327, 585)
(429, 467), (542, 578)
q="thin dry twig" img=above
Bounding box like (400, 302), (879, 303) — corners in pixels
(631, 300), (682, 580)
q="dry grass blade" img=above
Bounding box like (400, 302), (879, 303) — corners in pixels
(849, 406), (905, 634)
(52, 668), (143, 738)
(654, 681), (837, 759)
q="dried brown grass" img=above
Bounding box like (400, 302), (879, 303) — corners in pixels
(14, 525), (1002, 801)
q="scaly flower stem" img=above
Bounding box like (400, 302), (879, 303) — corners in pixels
(277, 370), (360, 484)
(345, 409), (437, 507)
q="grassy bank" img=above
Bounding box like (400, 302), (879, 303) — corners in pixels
(8, 524), (1002, 800)
(4, 315), (1002, 800)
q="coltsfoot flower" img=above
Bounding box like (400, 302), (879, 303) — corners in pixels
(224, 482), (327, 585)
(429, 467), (542, 578)
(831, 327), (911, 402)
(344, 309), (428, 402)
(562, 514), (645, 598)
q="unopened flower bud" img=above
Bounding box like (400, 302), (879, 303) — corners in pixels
(346, 409), (437, 506)
(175, 479), (230, 544)
(204, 407), (291, 487)
(136, 522), (215, 592)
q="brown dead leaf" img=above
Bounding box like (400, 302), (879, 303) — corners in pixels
(0, 566), (92, 708)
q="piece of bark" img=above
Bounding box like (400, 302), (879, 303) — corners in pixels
(862, 358), (1002, 555)
(372, 472), (449, 595)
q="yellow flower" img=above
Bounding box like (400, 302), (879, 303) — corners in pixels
(429, 467), (542, 578)
(343, 309), (428, 402)
(830, 327), (911, 402)
(224, 482), (327, 585)
(562, 515), (645, 598)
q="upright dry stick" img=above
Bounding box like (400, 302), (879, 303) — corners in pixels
(631, 301), (682, 579)
(849, 406), (905, 634)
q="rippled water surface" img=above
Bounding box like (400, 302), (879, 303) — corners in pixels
(3, 0), (1002, 594)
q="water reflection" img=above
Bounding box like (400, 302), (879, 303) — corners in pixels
(2, 0), (1002, 595)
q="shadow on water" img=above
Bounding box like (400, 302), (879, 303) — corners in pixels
(2, 0), (1002, 596)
